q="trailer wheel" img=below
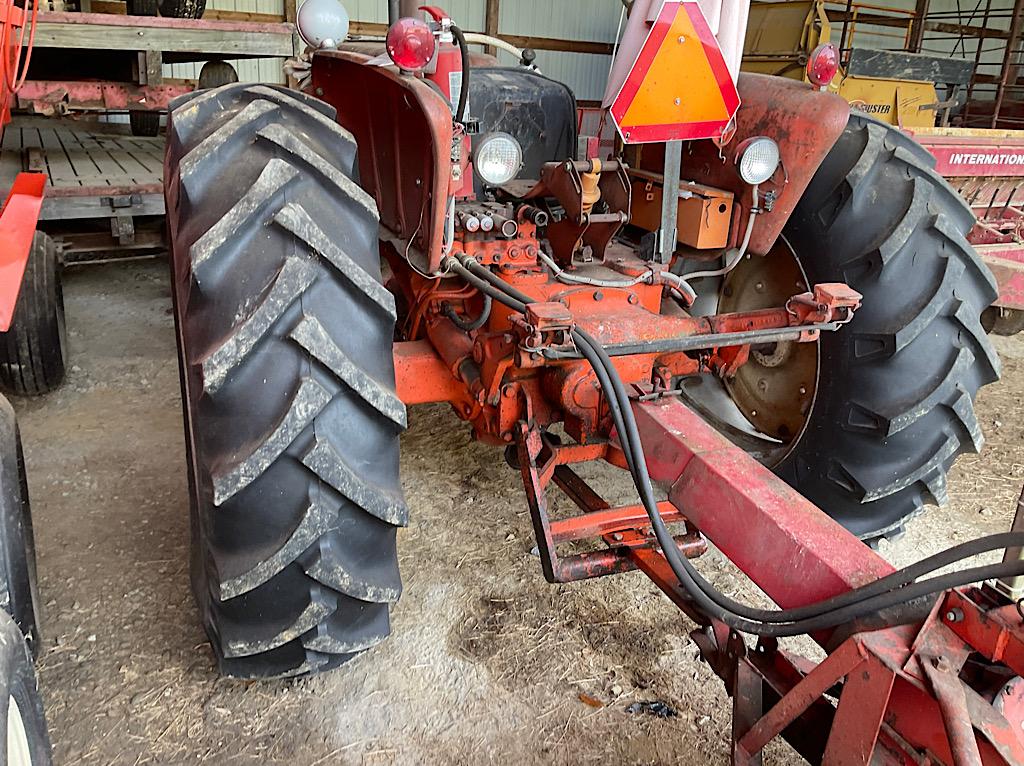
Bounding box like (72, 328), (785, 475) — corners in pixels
(720, 115), (1000, 540)
(196, 61), (237, 90)
(982, 306), (1024, 337)
(124, 0), (157, 14)
(158, 0), (206, 19)
(0, 233), (66, 397)
(0, 610), (50, 766)
(129, 111), (160, 138)
(164, 84), (406, 678)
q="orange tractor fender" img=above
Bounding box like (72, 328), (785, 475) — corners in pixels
(638, 72), (851, 256)
(311, 50), (454, 274)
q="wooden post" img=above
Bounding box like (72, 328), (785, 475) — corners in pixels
(908, 0), (930, 52)
(991, 0), (1024, 128)
(485, 0), (500, 55)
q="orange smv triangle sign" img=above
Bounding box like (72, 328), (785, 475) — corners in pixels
(609, 1), (740, 145)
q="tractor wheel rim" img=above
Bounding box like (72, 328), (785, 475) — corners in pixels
(682, 235), (820, 466)
(7, 695), (31, 766)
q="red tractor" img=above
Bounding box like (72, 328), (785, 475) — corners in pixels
(163, 2), (1024, 762)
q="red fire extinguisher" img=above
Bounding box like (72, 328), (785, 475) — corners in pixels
(419, 5), (474, 198)
(419, 6), (464, 115)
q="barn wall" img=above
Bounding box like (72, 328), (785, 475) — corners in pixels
(162, 0), (1018, 106)
(341, 0), (623, 101)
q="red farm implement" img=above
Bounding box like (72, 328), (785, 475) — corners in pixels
(0, 0), (43, 333)
(909, 127), (1024, 335)
(160, 1), (1024, 763)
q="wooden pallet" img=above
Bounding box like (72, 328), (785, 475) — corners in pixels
(0, 120), (164, 221)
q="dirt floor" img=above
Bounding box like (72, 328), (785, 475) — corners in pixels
(15, 258), (1024, 765)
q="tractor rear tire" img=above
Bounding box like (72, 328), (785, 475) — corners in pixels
(0, 611), (50, 765)
(164, 84), (407, 678)
(777, 114), (1000, 540)
(0, 233), (66, 397)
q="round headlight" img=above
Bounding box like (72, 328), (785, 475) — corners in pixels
(474, 133), (523, 186)
(296, 0), (350, 49)
(736, 137), (780, 186)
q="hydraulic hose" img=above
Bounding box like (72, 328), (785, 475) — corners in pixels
(449, 24), (471, 124)
(444, 294), (492, 332)
(444, 252), (1024, 635)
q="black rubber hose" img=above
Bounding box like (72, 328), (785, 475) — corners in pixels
(692, 531), (1024, 624)
(446, 259), (525, 312)
(449, 24), (471, 124)
(578, 326), (1024, 635)
(443, 294), (492, 332)
(446, 255), (1024, 633)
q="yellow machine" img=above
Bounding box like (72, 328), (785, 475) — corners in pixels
(742, 1), (970, 128)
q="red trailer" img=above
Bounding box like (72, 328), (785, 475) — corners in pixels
(0, 0), (65, 397)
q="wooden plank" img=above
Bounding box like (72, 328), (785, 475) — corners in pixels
(37, 128), (81, 188)
(55, 128), (125, 185)
(40, 193), (165, 221)
(205, 9), (283, 22)
(89, 0), (125, 13)
(103, 137), (160, 179)
(30, 12), (298, 57)
(0, 128), (24, 184)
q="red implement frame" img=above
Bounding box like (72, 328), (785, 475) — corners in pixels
(499, 385), (1024, 763)
(908, 128), (1024, 312)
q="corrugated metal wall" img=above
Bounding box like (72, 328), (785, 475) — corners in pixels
(498, 0), (622, 101)
(343, 0), (624, 101)
(161, 0), (1019, 104)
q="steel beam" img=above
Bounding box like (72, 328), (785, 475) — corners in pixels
(631, 396), (894, 610)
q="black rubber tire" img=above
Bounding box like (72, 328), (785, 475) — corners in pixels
(982, 306), (1024, 337)
(125, 0), (157, 14)
(164, 84), (407, 679)
(158, 0), (205, 18)
(0, 398), (41, 658)
(197, 60), (238, 90)
(129, 111), (160, 138)
(0, 611), (50, 765)
(777, 114), (1001, 540)
(0, 233), (66, 397)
